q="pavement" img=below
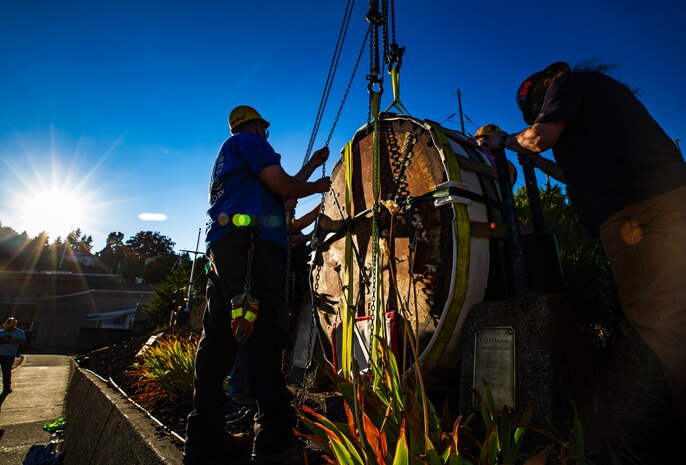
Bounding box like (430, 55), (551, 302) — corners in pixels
(0, 354), (72, 464)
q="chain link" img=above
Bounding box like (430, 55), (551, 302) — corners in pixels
(325, 27), (370, 149)
(367, 111), (383, 363)
(390, 0), (396, 44)
(295, 189), (328, 413)
(244, 235), (255, 292)
(381, 0), (389, 67)
(304, 0), (356, 165)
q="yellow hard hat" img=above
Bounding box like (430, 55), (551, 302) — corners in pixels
(474, 123), (502, 141)
(228, 105), (270, 133)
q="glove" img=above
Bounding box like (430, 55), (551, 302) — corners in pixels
(230, 291), (259, 345)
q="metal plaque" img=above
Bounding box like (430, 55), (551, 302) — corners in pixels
(473, 327), (516, 412)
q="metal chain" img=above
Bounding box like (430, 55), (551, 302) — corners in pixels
(324, 27), (370, 148)
(367, 114), (383, 364)
(304, 0), (356, 165)
(390, 129), (418, 199)
(381, 0), (390, 66)
(295, 189), (329, 413)
(367, 0), (381, 76)
(244, 235), (255, 292)
(390, 0), (396, 44)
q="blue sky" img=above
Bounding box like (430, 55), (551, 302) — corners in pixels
(1, 0), (684, 254)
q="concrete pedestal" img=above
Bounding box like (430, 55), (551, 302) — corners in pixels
(459, 294), (598, 430)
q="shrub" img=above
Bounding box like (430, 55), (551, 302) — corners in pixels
(125, 332), (199, 411)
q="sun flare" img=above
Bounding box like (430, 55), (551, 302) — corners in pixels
(21, 189), (85, 240)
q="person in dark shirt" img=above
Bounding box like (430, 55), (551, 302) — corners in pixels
(487, 62), (686, 428)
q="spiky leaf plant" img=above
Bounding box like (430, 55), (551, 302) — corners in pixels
(125, 332), (198, 411)
(298, 339), (477, 464)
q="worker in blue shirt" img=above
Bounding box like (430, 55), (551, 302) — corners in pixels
(184, 105), (330, 465)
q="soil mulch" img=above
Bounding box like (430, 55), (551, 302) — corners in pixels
(74, 330), (195, 439)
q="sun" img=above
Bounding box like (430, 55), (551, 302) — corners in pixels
(21, 188), (86, 241)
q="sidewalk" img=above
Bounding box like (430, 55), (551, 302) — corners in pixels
(0, 354), (72, 464)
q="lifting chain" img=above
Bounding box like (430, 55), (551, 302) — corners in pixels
(367, 104), (383, 369)
(304, 0), (356, 165)
(366, 0), (384, 124)
(386, 128), (417, 200)
(295, 243), (324, 415)
(324, 27), (370, 150)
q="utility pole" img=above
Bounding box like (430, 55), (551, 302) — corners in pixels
(180, 228), (203, 314)
(457, 89), (465, 134)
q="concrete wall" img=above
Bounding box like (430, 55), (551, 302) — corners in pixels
(33, 290), (153, 352)
(64, 367), (183, 465)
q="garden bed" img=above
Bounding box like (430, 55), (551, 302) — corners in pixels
(74, 330), (195, 442)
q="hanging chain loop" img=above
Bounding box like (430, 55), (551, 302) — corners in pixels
(243, 235), (255, 292)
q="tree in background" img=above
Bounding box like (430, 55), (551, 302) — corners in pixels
(0, 223), (55, 271)
(513, 183), (621, 329)
(122, 231), (176, 283)
(97, 231), (127, 273)
(0, 223), (185, 283)
(22, 231), (51, 270)
(144, 258), (207, 326)
(126, 231), (175, 258)
(66, 228), (93, 254)
(0, 223), (25, 270)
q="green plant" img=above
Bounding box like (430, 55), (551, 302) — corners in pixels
(125, 332), (199, 410)
(299, 337), (602, 464)
(145, 261), (201, 326)
(525, 401), (590, 465)
(462, 387), (531, 465)
(299, 338), (536, 465)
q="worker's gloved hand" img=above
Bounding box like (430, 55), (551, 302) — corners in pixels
(310, 147), (330, 168)
(230, 292), (259, 345)
(486, 131), (508, 151)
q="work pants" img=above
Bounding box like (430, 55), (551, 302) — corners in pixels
(599, 185), (686, 423)
(185, 229), (295, 460)
(0, 355), (13, 392)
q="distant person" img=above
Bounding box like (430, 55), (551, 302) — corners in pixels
(486, 61), (686, 427)
(0, 317), (26, 396)
(285, 200), (320, 302)
(184, 105), (330, 465)
(474, 123), (527, 235)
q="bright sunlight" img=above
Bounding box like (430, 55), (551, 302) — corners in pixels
(21, 189), (85, 240)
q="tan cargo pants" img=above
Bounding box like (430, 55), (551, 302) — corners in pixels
(599, 185), (686, 422)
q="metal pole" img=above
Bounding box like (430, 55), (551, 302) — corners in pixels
(493, 148), (528, 294)
(519, 156), (546, 233)
(184, 228), (202, 313)
(457, 89), (465, 134)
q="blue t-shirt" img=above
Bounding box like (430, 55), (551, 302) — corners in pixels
(0, 328), (25, 356)
(205, 132), (288, 249)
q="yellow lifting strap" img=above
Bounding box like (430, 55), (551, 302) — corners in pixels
(384, 68), (410, 115)
(340, 141), (356, 380)
(422, 123), (471, 375)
